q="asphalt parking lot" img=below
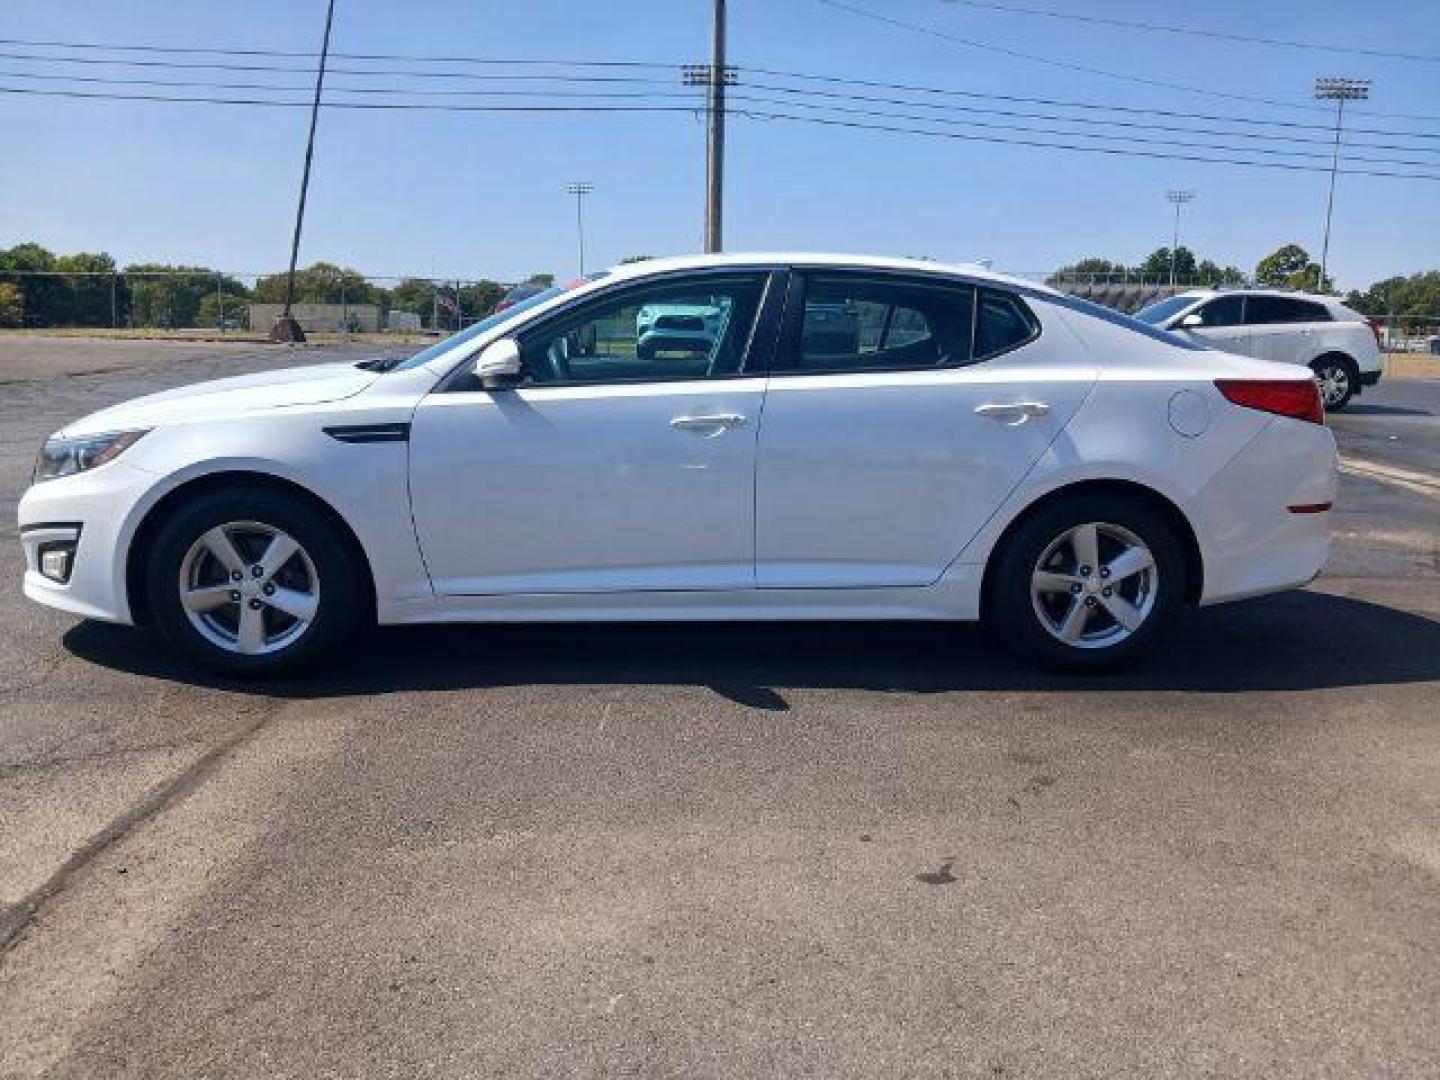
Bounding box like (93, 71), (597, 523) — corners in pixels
(1, 336), (1437, 1077)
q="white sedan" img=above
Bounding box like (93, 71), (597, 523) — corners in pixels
(18, 254), (1336, 675)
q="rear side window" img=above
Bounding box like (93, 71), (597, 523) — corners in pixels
(790, 274), (976, 372)
(1246, 296), (1332, 324)
(974, 289), (1040, 359)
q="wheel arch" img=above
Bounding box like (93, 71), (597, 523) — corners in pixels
(124, 470), (377, 626)
(979, 478), (1204, 616)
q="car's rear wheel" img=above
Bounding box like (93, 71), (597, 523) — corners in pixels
(988, 494), (1186, 670)
(145, 488), (362, 676)
(1311, 355), (1355, 411)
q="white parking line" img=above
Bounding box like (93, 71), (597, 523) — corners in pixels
(1340, 455), (1440, 501)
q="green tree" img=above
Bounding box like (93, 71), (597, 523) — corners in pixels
(1048, 258), (1128, 283)
(1135, 246), (1197, 281)
(125, 264), (243, 328)
(197, 282), (252, 329)
(388, 277), (438, 326)
(252, 262), (378, 305)
(525, 272), (555, 287)
(1344, 270), (1440, 319)
(1254, 244), (1331, 292)
(465, 279), (505, 320)
(1195, 259), (1245, 287)
(55, 252), (118, 326)
(0, 242), (66, 326)
(0, 281), (23, 327)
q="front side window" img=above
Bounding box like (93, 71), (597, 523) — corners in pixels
(791, 274), (975, 372)
(516, 273), (767, 386)
(1193, 295), (1245, 327)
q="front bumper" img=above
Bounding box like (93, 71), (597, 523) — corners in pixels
(17, 460), (157, 624)
(1360, 369), (1381, 388)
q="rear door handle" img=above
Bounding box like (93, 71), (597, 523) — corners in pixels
(670, 413), (747, 435)
(974, 401), (1050, 424)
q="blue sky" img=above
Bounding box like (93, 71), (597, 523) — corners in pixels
(2, 0), (1437, 290)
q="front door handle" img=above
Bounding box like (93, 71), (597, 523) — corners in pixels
(974, 401), (1050, 425)
(670, 413), (747, 435)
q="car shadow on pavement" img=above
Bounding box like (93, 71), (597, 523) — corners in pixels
(1335, 402), (1434, 418)
(62, 589), (1440, 703)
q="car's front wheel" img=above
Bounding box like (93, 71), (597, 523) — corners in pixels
(145, 487), (363, 676)
(988, 494), (1186, 670)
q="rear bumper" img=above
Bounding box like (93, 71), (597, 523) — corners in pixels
(1190, 417), (1337, 605)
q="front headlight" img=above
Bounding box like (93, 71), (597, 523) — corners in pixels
(33, 430), (149, 484)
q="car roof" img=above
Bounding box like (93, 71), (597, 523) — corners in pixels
(1177, 287), (1341, 304)
(600, 252), (1058, 297)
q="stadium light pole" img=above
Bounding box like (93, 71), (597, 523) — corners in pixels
(564, 181), (594, 276)
(1165, 190), (1195, 287)
(272, 0), (337, 343)
(1314, 76), (1370, 292)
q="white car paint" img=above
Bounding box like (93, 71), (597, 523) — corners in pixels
(18, 253), (1335, 658)
(1138, 288), (1382, 390)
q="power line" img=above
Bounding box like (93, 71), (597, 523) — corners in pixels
(0, 49), (677, 84)
(0, 68), (706, 100)
(939, 0), (1440, 65)
(741, 65), (1440, 140)
(5, 83), (1436, 181)
(0, 85), (709, 114)
(736, 80), (1440, 155)
(5, 36), (1439, 136)
(0, 36), (680, 70)
(736, 107), (1440, 181)
(8, 64), (1437, 158)
(815, 0), (1440, 123)
(724, 92), (1440, 169)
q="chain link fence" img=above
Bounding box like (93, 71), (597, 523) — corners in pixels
(0, 270), (528, 336)
(1, 268), (1436, 354)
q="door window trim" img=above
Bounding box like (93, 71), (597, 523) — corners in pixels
(436, 267), (786, 392)
(769, 268), (1041, 377)
(1193, 294), (1247, 329)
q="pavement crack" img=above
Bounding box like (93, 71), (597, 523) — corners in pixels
(0, 701), (279, 955)
(0, 735), (216, 779)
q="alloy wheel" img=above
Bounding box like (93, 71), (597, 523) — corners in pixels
(177, 521), (320, 655)
(1316, 364), (1350, 408)
(1029, 522), (1159, 650)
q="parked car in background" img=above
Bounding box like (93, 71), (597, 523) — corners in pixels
(19, 254), (1335, 676)
(635, 300), (727, 361)
(1135, 288), (1382, 410)
(493, 282), (550, 314)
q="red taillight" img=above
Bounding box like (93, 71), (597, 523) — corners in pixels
(1215, 378), (1325, 425)
(1366, 318), (1383, 348)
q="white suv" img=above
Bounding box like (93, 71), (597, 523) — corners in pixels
(1135, 289), (1382, 410)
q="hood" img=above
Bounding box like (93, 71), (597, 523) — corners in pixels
(61, 361), (381, 435)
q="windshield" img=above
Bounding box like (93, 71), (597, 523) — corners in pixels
(383, 287), (564, 371)
(1134, 294), (1201, 326)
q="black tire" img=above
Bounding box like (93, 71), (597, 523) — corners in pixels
(144, 487), (364, 676)
(987, 493), (1187, 672)
(1311, 354), (1356, 412)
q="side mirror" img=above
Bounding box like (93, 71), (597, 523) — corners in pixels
(1178, 313), (1204, 329)
(473, 338), (522, 389)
